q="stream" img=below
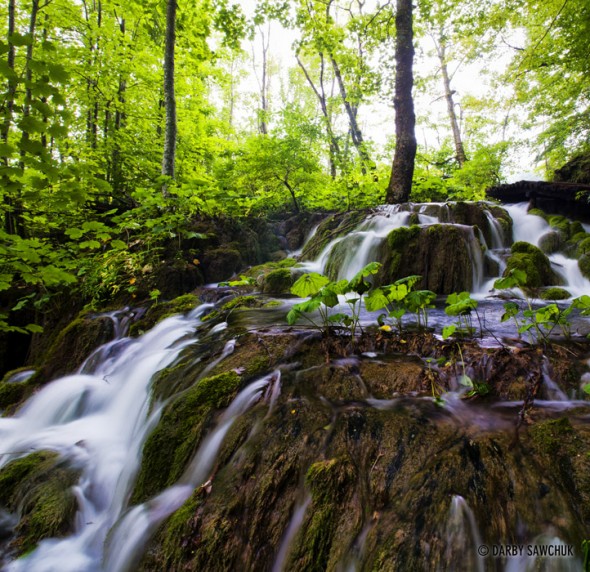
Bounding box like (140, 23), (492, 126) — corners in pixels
(1, 201), (589, 571)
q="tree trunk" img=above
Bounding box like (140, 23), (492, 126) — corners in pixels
(2, 0), (20, 235)
(436, 39), (467, 166)
(331, 55), (370, 171)
(386, 0), (416, 204)
(161, 0), (177, 192)
(20, 0), (40, 163)
(296, 54), (341, 178)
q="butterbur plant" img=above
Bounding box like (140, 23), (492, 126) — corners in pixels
(442, 291), (479, 339)
(365, 275), (436, 332)
(286, 262), (381, 338)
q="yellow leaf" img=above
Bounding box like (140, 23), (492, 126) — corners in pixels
(193, 258), (200, 265)
(379, 325), (391, 332)
(129, 277), (136, 284)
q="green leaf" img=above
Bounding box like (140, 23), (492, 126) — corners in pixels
(0, 143), (16, 157)
(442, 324), (457, 339)
(290, 272), (330, 297)
(79, 240), (101, 250)
(9, 33), (33, 46)
(365, 287), (390, 312)
(582, 383), (590, 396)
(286, 307), (301, 326)
(459, 374), (474, 388)
(65, 228), (84, 239)
(25, 323), (44, 334)
(110, 240), (127, 250)
(501, 302), (520, 322)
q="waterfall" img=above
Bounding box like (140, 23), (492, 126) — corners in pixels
(1, 307), (213, 572)
(272, 495), (311, 572)
(444, 495), (485, 572)
(103, 372), (277, 572)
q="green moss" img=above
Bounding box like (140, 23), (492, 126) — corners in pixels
(579, 254), (590, 279)
(578, 237), (590, 256)
(538, 231), (563, 254)
(529, 417), (578, 456)
(0, 381), (28, 411)
(297, 458), (355, 571)
(540, 287), (571, 300)
(570, 221), (585, 237)
(263, 268), (293, 295)
(0, 451), (80, 555)
(548, 215), (571, 238)
(221, 296), (262, 311)
(130, 294), (199, 335)
(131, 371), (241, 504)
(527, 208), (547, 220)
(505, 242), (560, 288)
(301, 211), (367, 261)
(387, 225), (420, 250)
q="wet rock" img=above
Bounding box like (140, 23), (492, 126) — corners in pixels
(538, 231), (563, 254)
(579, 254), (590, 280)
(359, 358), (425, 398)
(377, 224), (480, 293)
(130, 294), (200, 336)
(301, 210), (368, 261)
(262, 268), (294, 296)
(202, 247), (243, 283)
(504, 242), (562, 288)
(540, 287), (571, 301)
(0, 451), (80, 556)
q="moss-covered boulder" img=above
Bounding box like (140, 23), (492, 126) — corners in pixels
(447, 202), (511, 247)
(300, 210), (367, 261)
(578, 236), (590, 256)
(504, 242), (562, 289)
(0, 451), (80, 555)
(377, 224), (481, 293)
(202, 248), (243, 283)
(261, 268), (294, 296)
(540, 287), (571, 301)
(38, 311), (116, 383)
(131, 371), (242, 504)
(548, 215), (572, 239)
(527, 207), (548, 220)
(579, 254), (590, 279)
(130, 294), (200, 336)
(538, 231), (563, 254)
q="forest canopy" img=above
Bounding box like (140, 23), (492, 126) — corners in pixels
(0, 0), (589, 332)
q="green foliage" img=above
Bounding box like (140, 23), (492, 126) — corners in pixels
(287, 262), (381, 338)
(443, 291), (479, 338)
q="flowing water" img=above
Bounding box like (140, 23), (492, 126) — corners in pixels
(1, 201), (590, 570)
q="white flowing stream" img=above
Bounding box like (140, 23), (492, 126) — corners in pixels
(1, 201), (589, 570)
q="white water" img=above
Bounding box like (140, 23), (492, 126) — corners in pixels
(104, 372), (277, 571)
(1, 306), (213, 572)
(272, 495), (311, 572)
(445, 495), (485, 572)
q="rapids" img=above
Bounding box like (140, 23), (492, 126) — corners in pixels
(1, 201), (590, 571)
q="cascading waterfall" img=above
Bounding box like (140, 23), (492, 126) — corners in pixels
(104, 372), (279, 572)
(0, 306), (214, 572)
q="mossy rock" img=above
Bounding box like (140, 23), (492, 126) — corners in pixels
(540, 287), (571, 301)
(300, 210), (367, 261)
(448, 201), (509, 247)
(131, 371), (242, 504)
(378, 224), (479, 294)
(0, 451), (80, 555)
(39, 311), (115, 382)
(579, 254), (590, 279)
(578, 237), (590, 256)
(570, 221), (585, 237)
(203, 248), (244, 283)
(323, 234), (367, 281)
(527, 207), (547, 220)
(504, 241), (561, 288)
(538, 231), (563, 254)
(547, 215), (571, 238)
(130, 294), (200, 336)
(262, 268), (294, 296)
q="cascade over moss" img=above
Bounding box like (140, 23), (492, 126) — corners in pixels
(0, 451), (80, 555)
(504, 241), (562, 288)
(377, 224), (479, 293)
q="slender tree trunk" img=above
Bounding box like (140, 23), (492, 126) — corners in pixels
(161, 0), (177, 192)
(20, 0), (40, 162)
(296, 54), (341, 178)
(112, 17), (126, 193)
(2, 0), (19, 235)
(436, 39), (467, 166)
(386, 0), (416, 204)
(331, 55), (370, 171)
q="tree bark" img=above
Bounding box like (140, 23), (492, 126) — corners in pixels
(435, 39), (467, 166)
(2, 0), (19, 235)
(296, 54), (341, 178)
(386, 0), (416, 204)
(161, 0), (177, 192)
